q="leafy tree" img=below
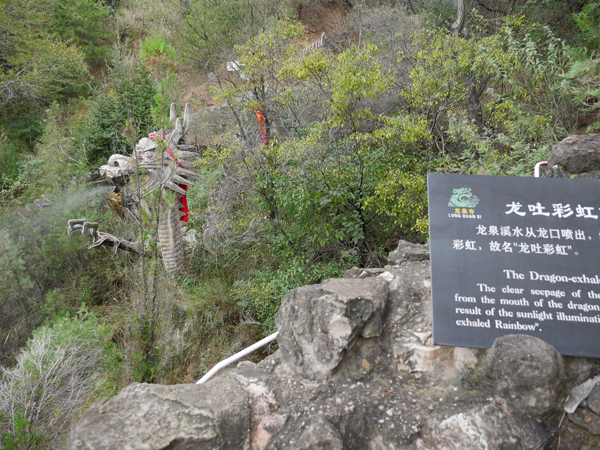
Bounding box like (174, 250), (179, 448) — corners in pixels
(443, 19), (580, 175)
(213, 19), (306, 142)
(402, 27), (501, 152)
(177, 0), (287, 71)
(205, 19), (431, 272)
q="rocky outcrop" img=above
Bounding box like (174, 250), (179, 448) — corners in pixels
(70, 378), (252, 449)
(387, 240), (429, 265)
(481, 334), (566, 417)
(70, 240), (599, 450)
(545, 133), (600, 178)
(275, 277), (388, 378)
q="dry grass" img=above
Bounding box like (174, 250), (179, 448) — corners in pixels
(119, 0), (181, 41)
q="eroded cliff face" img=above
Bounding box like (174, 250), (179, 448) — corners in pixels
(70, 135), (600, 450)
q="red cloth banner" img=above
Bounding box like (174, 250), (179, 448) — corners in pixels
(254, 108), (267, 145)
(166, 146), (189, 223)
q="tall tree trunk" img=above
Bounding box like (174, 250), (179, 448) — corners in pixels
(466, 74), (488, 131)
(452, 0), (466, 37)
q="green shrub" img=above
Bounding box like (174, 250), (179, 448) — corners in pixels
(368, 170), (429, 241)
(140, 35), (176, 62)
(81, 63), (157, 165)
(0, 107), (45, 185)
(560, 3), (600, 131)
(0, 411), (44, 450)
(82, 92), (124, 164)
(0, 138), (25, 188)
(0, 0), (88, 113)
(573, 2), (600, 49)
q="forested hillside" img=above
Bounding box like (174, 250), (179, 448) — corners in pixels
(0, 0), (598, 446)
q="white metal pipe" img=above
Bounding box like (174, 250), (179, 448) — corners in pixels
(196, 331), (279, 385)
(534, 161), (548, 178)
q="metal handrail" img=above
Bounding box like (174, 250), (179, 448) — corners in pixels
(534, 161), (548, 178)
(196, 331), (279, 385)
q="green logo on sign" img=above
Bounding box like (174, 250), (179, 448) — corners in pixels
(448, 188), (480, 208)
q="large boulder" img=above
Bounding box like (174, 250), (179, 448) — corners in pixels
(481, 334), (566, 416)
(70, 378), (251, 450)
(275, 277), (388, 378)
(545, 133), (600, 178)
(70, 365), (290, 450)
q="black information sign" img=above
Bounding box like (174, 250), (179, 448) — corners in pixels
(428, 173), (600, 357)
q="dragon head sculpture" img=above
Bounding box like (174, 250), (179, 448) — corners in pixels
(68, 103), (200, 274)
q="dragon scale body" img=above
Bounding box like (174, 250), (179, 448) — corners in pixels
(158, 203), (185, 273)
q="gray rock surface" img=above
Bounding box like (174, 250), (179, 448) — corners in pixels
(387, 240), (430, 265)
(293, 418), (342, 450)
(589, 384), (600, 415)
(564, 376), (600, 413)
(569, 407), (600, 435)
(566, 377), (600, 436)
(70, 378), (251, 450)
(545, 133), (600, 178)
(275, 277), (388, 378)
(420, 402), (520, 450)
(482, 334), (566, 416)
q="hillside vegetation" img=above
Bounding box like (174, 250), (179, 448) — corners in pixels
(0, 0), (599, 446)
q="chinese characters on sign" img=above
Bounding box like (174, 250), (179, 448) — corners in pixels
(428, 174), (600, 357)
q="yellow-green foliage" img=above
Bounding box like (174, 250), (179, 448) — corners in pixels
(236, 20), (305, 78)
(368, 170), (428, 237)
(206, 18), (435, 268)
(212, 20), (305, 111)
(403, 27), (501, 123)
(214, 20), (391, 138)
(328, 43), (390, 127)
(398, 16), (582, 176)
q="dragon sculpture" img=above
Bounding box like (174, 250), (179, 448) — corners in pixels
(68, 104), (199, 274)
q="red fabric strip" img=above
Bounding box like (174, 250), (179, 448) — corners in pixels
(166, 146), (189, 223)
